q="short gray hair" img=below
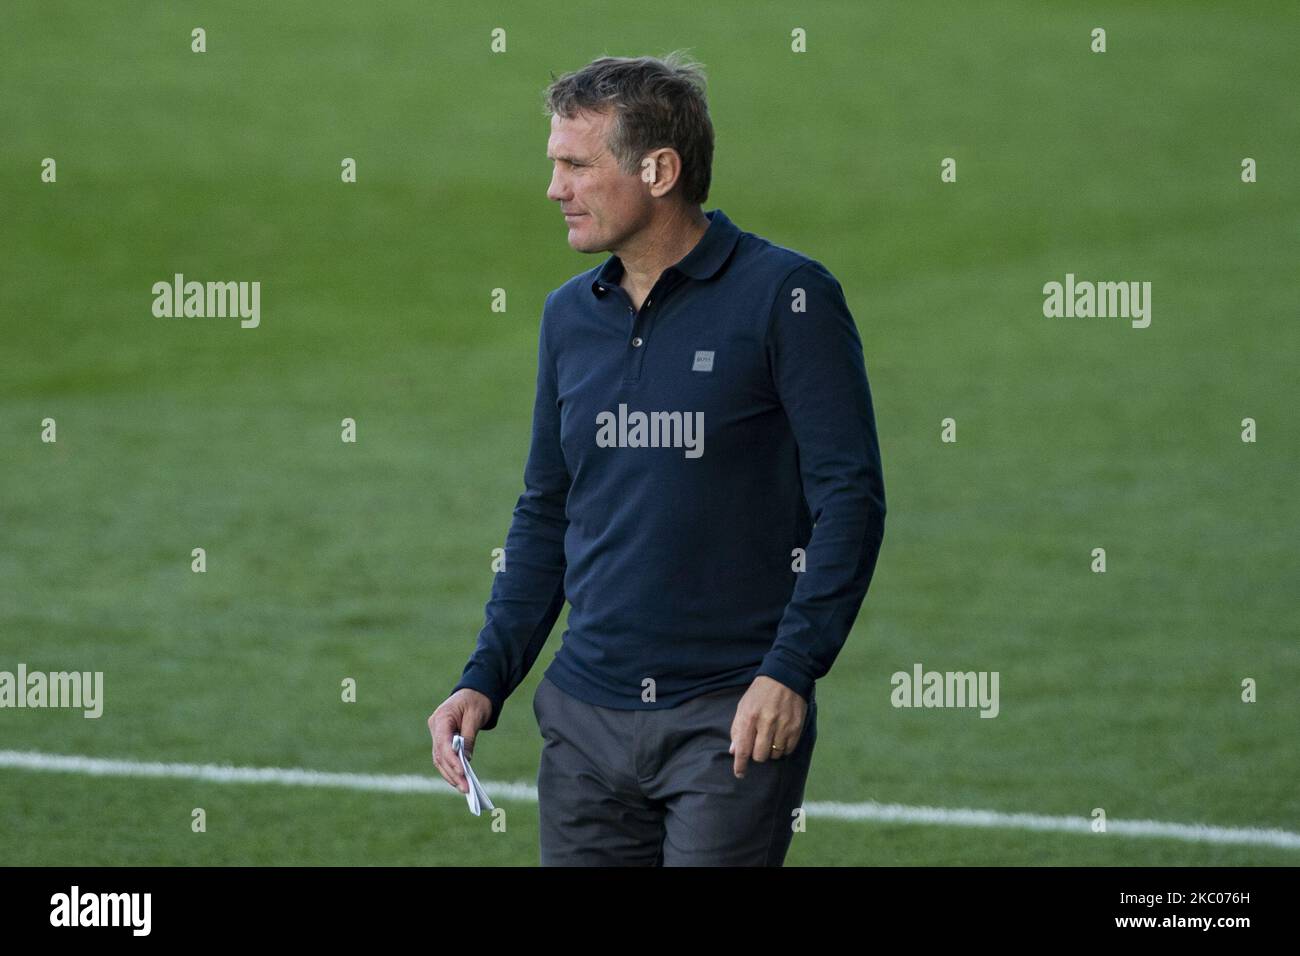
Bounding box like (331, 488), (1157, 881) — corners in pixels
(543, 51), (714, 205)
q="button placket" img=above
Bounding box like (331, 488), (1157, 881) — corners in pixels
(617, 281), (668, 383)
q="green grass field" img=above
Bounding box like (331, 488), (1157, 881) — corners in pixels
(2, 1), (1296, 865)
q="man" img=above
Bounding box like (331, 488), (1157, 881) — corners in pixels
(428, 52), (886, 866)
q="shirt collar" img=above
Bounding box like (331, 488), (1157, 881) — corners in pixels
(590, 208), (741, 298)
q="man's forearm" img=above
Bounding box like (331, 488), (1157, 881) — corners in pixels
(453, 490), (568, 730)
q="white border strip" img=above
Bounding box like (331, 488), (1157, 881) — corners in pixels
(3, 749), (1296, 850)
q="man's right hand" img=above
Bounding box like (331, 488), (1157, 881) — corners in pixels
(428, 689), (494, 794)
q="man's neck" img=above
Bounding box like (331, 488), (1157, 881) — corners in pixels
(616, 204), (710, 308)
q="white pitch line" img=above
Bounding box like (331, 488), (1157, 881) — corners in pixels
(3, 749), (1297, 850)
(804, 799), (1300, 849)
(0, 749), (536, 803)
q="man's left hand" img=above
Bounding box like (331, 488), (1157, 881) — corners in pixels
(729, 675), (808, 778)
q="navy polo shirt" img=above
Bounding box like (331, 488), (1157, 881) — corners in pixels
(453, 208), (886, 730)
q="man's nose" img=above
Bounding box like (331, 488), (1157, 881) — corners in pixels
(547, 167), (569, 203)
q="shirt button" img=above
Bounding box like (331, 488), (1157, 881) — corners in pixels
(632, 336), (643, 347)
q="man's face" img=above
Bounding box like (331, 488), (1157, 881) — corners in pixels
(546, 109), (650, 253)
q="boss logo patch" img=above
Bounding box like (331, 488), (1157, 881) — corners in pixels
(692, 350), (714, 372)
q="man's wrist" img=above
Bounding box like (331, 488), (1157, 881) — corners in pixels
(755, 658), (815, 702)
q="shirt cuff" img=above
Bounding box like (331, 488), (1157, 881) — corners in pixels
(755, 656), (816, 702)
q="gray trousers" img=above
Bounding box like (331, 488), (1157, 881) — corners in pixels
(532, 674), (817, 866)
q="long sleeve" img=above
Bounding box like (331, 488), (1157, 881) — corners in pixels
(451, 294), (571, 730)
(755, 260), (887, 701)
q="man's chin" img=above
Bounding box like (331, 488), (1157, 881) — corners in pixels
(567, 233), (599, 253)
